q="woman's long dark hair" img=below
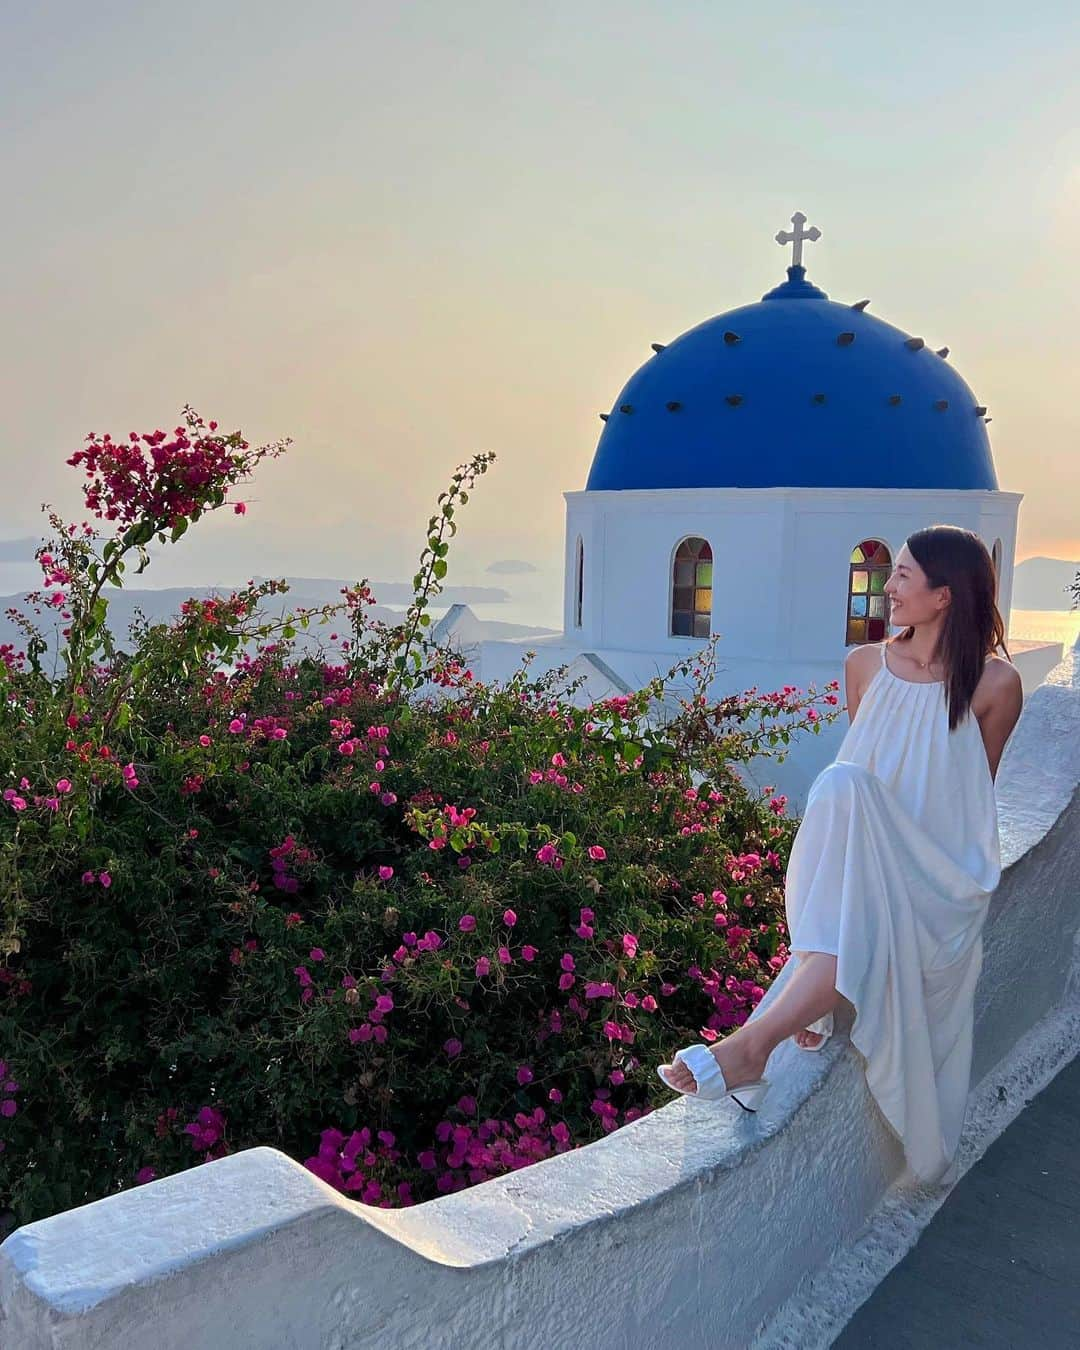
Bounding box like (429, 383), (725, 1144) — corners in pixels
(891, 525), (1012, 732)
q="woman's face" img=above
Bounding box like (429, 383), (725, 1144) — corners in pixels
(884, 545), (950, 625)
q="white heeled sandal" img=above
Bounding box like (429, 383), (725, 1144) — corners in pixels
(657, 1043), (772, 1111)
(794, 1011), (834, 1053)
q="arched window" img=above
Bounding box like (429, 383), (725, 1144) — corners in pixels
(991, 538), (1002, 604)
(847, 539), (891, 644)
(574, 537), (584, 628)
(671, 537), (712, 638)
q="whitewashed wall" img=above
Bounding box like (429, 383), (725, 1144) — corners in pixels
(561, 485), (1021, 660)
(2, 641), (1077, 1350)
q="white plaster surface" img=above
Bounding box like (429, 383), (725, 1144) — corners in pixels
(2, 640), (1078, 1350)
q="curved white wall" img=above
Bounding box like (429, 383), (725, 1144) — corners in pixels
(2, 641), (1077, 1350)
(562, 485), (1021, 661)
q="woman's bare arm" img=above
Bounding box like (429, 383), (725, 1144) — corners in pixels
(976, 662), (1024, 782)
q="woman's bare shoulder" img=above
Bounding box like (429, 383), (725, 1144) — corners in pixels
(973, 653), (1023, 719)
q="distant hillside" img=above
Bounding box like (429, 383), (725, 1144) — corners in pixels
(0, 577), (552, 666)
(485, 559), (539, 575)
(1012, 557), (1080, 611)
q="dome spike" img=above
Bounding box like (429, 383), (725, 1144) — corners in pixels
(904, 336), (925, 351)
(651, 343), (666, 353)
(598, 413), (609, 421)
(935, 346), (950, 358)
(723, 330), (741, 345)
(974, 406), (988, 417)
(851, 298), (871, 311)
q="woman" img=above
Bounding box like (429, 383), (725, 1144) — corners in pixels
(658, 525), (1024, 1187)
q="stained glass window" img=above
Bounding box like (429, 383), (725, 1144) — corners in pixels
(846, 539), (893, 644)
(574, 537), (584, 628)
(671, 538), (712, 638)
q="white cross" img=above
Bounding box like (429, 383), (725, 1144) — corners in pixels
(775, 212), (821, 268)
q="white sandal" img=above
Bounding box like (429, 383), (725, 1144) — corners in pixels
(794, 1011), (834, 1052)
(657, 1043), (772, 1111)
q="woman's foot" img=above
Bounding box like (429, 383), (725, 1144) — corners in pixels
(793, 1028), (825, 1049)
(660, 1029), (770, 1095)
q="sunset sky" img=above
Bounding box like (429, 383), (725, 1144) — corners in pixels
(2, 0), (1078, 602)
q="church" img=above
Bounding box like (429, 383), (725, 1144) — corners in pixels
(435, 215), (1056, 809)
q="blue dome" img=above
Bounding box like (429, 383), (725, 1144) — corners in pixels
(586, 266), (997, 492)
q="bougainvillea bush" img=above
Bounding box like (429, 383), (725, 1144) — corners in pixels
(0, 407), (842, 1228)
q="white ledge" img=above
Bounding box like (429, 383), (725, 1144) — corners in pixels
(3, 641), (1079, 1350)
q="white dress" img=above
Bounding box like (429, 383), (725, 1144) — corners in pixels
(782, 639), (1001, 1186)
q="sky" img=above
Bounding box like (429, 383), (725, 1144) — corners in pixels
(2, 0), (1078, 604)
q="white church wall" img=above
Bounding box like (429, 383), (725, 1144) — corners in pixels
(3, 641), (1078, 1350)
(564, 486), (1022, 667)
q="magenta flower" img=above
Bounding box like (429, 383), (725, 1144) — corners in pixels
(474, 956), (491, 977)
(516, 1065), (534, 1085)
(378, 865), (394, 881)
(55, 778), (73, 794)
(622, 933), (639, 959)
(458, 914), (477, 932)
(228, 718), (245, 734)
(444, 1038), (463, 1058)
(521, 945), (538, 962)
(502, 909), (517, 927)
(309, 948), (325, 962)
(587, 845), (607, 861)
(99, 871), (112, 888)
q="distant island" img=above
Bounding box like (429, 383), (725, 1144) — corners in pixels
(0, 575), (555, 665)
(1012, 557), (1080, 611)
(485, 559), (539, 575)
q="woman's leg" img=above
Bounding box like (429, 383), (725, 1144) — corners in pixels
(661, 951), (841, 1093)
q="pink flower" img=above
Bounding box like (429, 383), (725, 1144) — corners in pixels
(458, 914), (477, 932)
(228, 718), (244, 734)
(198, 735), (212, 747)
(378, 865), (394, 881)
(55, 778), (73, 794)
(548, 1087), (563, 1104)
(81, 870), (95, 884)
(309, 948), (325, 962)
(497, 946), (512, 964)
(233, 501), (247, 515)
(622, 933), (638, 959)
(516, 1065), (533, 1085)
(134, 1166), (157, 1185)
(99, 871), (112, 888)
(474, 956), (491, 977)
(535, 842), (559, 866)
(587, 845), (607, 861)
(375, 994), (394, 1014)
(641, 994), (658, 1012)
(444, 1038), (463, 1058)
(502, 909), (517, 927)
(521, 945), (538, 962)
(558, 972), (575, 991)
